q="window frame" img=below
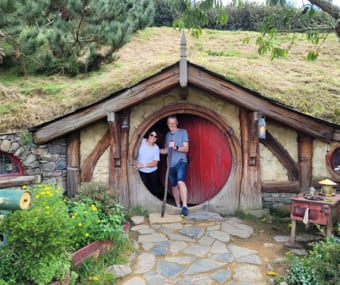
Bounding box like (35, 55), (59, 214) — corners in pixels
(326, 144), (340, 181)
(0, 152), (25, 177)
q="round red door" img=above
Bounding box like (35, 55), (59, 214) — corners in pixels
(156, 114), (232, 205)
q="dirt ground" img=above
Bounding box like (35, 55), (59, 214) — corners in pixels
(230, 218), (292, 277)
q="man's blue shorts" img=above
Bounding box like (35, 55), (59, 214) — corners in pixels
(169, 160), (187, 187)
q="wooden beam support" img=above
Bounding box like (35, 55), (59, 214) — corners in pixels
(239, 108), (262, 209)
(0, 175), (40, 188)
(261, 132), (299, 181)
(188, 65), (336, 142)
(114, 113), (130, 208)
(81, 131), (110, 182)
(107, 112), (120, 187)
(67, 132), (80, 195)
(248, 112), (259, 166)
(298, 133), (313, 192)
(261, 181), (299, 193)
(32, 67), (180, 144)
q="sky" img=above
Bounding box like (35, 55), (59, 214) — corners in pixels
(221, 0), (340, 7)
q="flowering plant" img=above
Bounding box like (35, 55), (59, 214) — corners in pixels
(67, 183), (127, 249)
(0, 184), (72, 284)
(0, 183), (128, 284)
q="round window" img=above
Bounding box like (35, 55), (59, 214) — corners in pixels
(326, 145), (340, 180)
(0, 152), (24, 176)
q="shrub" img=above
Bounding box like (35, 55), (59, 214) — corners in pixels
(0, 184), (72, 284)
(283, 238), (340, 285)
(67, 182), (128, 249)
(0, 183), (129, 284)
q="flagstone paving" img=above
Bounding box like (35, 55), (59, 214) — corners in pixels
(111, 211), (289, 285)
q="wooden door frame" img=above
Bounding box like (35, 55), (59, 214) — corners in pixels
(128, 103), (242, 205)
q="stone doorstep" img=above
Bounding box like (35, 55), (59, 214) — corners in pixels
(149, 212), (183, 224)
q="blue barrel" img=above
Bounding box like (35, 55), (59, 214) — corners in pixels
(0, 190), (32, 210)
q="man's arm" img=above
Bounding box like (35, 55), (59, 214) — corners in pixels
(177, 141), (189, 153)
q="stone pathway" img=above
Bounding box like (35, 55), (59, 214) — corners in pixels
(110, 211), (289, 285)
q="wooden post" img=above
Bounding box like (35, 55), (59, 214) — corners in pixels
(290, 220), (297, 244)
(239, 109), (262, 209)
(298, 133), (313, 192)
(248, 112), (259, 166)
(67, 133), (80, 195)
(115, 114), (130, 208)
(107, 112), (120, 187)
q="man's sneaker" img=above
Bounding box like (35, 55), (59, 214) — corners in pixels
(180, 206), (188, 217)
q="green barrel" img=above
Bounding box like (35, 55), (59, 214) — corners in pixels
(0, 190), (32, 210)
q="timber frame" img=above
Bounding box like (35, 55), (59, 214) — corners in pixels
(31, 62), (340, 145)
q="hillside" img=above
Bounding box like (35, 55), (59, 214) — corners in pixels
(0, 27), (339, 134)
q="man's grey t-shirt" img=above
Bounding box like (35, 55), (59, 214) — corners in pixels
(165, 128), (189, 167)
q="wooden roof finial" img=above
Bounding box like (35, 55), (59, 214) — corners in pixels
(180, 30), (187, 88)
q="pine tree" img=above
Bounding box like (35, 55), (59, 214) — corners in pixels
(0, 0), (154, 75)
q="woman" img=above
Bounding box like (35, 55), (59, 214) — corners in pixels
(135, 129), (163, 198)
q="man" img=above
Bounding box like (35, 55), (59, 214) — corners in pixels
(160, 115), (189, 216)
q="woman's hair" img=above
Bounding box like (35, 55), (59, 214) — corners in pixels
(145, 128), (161, 142)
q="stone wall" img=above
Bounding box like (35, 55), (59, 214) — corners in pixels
(0, 132), (67, 190)
(262, 192), (296, 213)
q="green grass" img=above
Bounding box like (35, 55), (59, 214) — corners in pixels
(126, 206), (149, 219)
(0, 27), (339, 133)
(0, 102), (22, 114)
(72, 236), (134, 285)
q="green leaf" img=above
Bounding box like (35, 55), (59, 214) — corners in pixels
(307, 50), (318, 61)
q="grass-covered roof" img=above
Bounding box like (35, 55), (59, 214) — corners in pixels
(0, 27), (339, 134)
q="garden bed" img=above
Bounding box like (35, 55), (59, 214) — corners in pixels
(72, 240), (114, 266)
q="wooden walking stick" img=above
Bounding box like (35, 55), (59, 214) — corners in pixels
(161, 147), (173, 217)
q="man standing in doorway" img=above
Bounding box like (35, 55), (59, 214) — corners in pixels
(160, 115), (190, 217)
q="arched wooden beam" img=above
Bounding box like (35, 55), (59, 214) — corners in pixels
(261, 131), (298, 181)
(128, 102), (241, 167)
(128, 102), (243, 209)
(81, 131), (110, 182)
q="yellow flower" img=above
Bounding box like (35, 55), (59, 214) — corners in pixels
(22, 185), (27, 189)
(46, 206), (50, 209)
(91, 204), (97, 211)
(88, 276), (99, 281)
(85, 233), (89, 237)
(78, 222), (82, 227)
(35, 194), (40, 199)
(266, 271), (278, 276)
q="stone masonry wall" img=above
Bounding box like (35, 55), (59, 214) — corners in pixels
(0, 132), (67, 190)
(262, 192), (296, 213)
